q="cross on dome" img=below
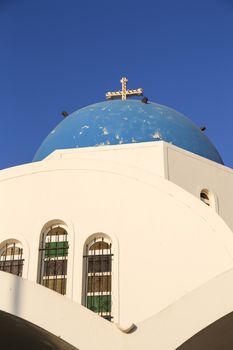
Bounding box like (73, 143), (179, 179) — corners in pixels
(106, 77), (143, 101)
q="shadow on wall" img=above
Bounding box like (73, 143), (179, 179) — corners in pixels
(0, 310), (77, 350)
(177, 311), (233, 350)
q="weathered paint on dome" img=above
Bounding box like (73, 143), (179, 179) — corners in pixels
(33, 100), (223, 164)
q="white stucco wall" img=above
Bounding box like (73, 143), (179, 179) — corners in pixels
(164, 143), (233, 231)
(3, 268), (233, 350)
(0, 142), (233, 329)
(129, 267), (233, 350)
(46, 141), (166, 177)
(47, 141), (233, 232)
(0, 271), (125, 350)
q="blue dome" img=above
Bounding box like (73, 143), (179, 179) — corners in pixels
(33, 100), (223, 164)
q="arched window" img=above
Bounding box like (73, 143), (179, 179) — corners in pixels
(199, 188), (218, 211)
(83, 236), (113, 321)
(200, 190), (210, 206)
(0, 241), (24, 277)
(38, 225), (68, 295)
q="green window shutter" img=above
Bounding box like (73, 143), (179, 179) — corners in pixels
(45, 241), (69, 257)
(87, 295), (111, 313)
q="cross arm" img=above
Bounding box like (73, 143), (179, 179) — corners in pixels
(106, 91), (123, 99)
(126, 88), (143, 96)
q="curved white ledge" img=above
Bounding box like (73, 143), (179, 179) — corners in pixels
(132, 267), (233, 349)
(0, 272), (124, 350)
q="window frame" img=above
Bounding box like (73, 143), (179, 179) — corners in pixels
(199, 188), (218, 211)
(0, 240), (24, 277)
(83, 235), (113, 321)
(38, 224), (69, 295)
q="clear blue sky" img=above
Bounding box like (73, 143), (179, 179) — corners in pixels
(1, 0), (233, 169)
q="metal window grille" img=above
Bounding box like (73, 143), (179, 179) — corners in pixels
(0, 242), (24, 277)
(39, 226), (68, 295)
(83, 237), (113, 321)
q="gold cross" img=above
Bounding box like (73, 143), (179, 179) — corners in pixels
(106, 77), (143, 101)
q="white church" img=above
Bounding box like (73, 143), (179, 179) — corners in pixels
(1, 78), (233, 349)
